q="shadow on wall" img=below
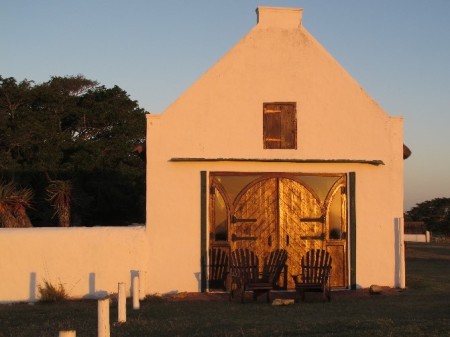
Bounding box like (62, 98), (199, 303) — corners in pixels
(29, 272), (37, 301)
(130, 270), (139, 297)
(83, 272), (108, 299)
(194, 272), (201, 292)
(28, 270), (148, 301)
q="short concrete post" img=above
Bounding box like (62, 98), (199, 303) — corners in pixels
(59, 331), (76, 337)
(98, 297), (110, 337)
(118, 282), (126, 323)
(132, 275), (140, 310)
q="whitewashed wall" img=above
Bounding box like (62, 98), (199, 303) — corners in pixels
(0, 226), (149, 302)
(405, 232), (430, 243)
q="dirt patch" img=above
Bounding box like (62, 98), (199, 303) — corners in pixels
(149, 287), (404, 303)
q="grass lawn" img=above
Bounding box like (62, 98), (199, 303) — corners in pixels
(1, 242), (450, 336)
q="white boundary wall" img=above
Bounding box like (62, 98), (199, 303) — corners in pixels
(404, 231), (431, 243)
(0, 226), (149, 302)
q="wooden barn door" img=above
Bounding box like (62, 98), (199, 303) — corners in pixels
(277, 178), (325, 288)
(230, 178), (278, 254)
(230, 177), (325, 288)
(210, 173), (348, 290)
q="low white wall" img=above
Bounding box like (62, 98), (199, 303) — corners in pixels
(404, 232), (430, 243)
(0, 226), (149, 303)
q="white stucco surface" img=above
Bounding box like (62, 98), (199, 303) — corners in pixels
(0, 226), (149, 302)
(0, 7), (405, 302)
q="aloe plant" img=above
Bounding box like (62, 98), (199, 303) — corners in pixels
(0, 181), (33, 228)
(46, 180), (72, 227)
(11, 186), (34, 227)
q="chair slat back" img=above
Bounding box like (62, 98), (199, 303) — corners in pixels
(230, 248), (259, 286)
(301, 249), (332, 284)
(208, 248), (229, 282)
(262, 249), (288, 284)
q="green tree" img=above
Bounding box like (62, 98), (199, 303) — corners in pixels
(0, 76), (34, 170)
(0, 75), (146, 226)
(405, 198), (450, 234)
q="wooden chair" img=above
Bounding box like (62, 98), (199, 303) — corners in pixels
(207, 247), (229, 291)
(230, 248), (288, 303)
(260, 248), (288, 290)
(292, 249), (332, 302)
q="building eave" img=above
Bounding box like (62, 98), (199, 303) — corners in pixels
(169, 158), (385, 166)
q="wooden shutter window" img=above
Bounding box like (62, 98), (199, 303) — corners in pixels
(263, 107), (282, 149)
(263, 102), (297, 149)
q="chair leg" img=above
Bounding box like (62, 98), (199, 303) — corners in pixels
(322, 285), (331, 302)
(293, 290), (299, 303)
(229, 280), (235, 301)
(266, 291), (270, 303)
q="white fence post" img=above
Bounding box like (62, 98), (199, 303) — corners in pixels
(397, 217), (406, 289)
(132, 275), (140, 310)
(400, 217), (406, 288)
(118, 282), (126, 323)
(59, 331), (76, 337)
(98, 297), (110, 337)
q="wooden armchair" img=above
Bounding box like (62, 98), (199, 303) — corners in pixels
(292, 249), (332, 302)
(230, 248), (287, 303)
(260, 248), (288, 290)
(207, 247), (229, 291)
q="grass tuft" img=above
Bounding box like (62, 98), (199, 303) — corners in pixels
(38, 279), (69, 302)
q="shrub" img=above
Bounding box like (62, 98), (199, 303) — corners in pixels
(38, 280), (69, 302)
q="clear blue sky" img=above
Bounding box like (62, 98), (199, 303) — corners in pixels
(2, 0), (450, 211)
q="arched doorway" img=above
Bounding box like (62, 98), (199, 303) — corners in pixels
(209, 173), (348, 289)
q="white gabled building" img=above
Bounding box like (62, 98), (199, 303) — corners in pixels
(0, 7), (406, 302)
(145, 7), (406, 293)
